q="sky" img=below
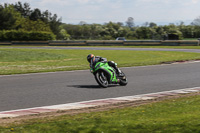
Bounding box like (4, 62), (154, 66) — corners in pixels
(1, 0), (200, 25)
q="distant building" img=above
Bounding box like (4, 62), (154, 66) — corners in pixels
(164, 34), (179, 40)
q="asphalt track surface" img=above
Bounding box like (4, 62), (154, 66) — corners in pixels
(1, 47), (200, 112)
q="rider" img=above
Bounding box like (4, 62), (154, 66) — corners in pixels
(87, 54), (122, 75)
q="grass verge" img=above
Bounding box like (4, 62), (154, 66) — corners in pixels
(79, 46), (200, 49)
(0, 93), (200, 132)
(1, 47), (200, 75)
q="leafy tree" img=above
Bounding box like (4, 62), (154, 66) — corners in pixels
(48, 14), (62, 38)
(126, 17), (135, 28)
(12, 2), (62, 39)
(165, 24), (183, 39)
(12, 2), (31, 18)
(19, 18), (52, 32)
(90, 24), (103, 39)
(0, 4), (21, 30)
(57, 29), (70, 40)
(30, 8), (42, 21)
(154, 26), (166, 40)
(135, 27), (152, 39)
(62, 24), (82, 39)
(149, 22), (157, 28)
(191, 16), (200, 26)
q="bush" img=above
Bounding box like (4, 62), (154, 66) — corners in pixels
(0, 30), (56, 41)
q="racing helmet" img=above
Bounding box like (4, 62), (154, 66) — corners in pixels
(87, 54), (94, 63)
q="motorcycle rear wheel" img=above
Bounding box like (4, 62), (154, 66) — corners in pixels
(95, 71), (109, 88)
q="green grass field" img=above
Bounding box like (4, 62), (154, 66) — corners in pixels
(1, 47), (200, 75)
(1, 94), (200, 132)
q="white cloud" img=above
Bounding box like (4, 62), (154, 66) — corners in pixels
(192, 0), (199, 3)
(77, 0), (90, 3)
(39, 0), (73, 6)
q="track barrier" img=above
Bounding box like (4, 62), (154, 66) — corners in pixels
(0, 40), (199, 46)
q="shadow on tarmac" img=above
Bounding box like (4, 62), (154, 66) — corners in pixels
(68, 85), (119, 89)
(68, 85), (102, 89)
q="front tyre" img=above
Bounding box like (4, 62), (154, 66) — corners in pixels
(119, 71), (128, 86)
(95, 71), (108, 88)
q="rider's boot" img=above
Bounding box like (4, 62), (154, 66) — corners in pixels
(108, 61), (122, 76)
(116, 68), (123, 76)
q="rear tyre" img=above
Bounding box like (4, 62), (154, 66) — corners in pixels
(95, 71), (109, 88)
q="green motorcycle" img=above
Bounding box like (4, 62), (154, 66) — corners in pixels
(90, 62), (128, 88)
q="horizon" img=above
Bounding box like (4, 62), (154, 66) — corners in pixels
(64, 20), (193, 26)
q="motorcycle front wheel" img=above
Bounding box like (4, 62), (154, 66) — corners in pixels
(95, 71), (109, 88)
(119, 71), (128, 86)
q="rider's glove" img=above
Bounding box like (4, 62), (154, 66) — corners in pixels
(90, 68), (93, 73)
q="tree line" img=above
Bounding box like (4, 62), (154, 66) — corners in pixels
(1, 2), (200, 41)
(0, 2), (61, 40)
(61, 20), (200, 40)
